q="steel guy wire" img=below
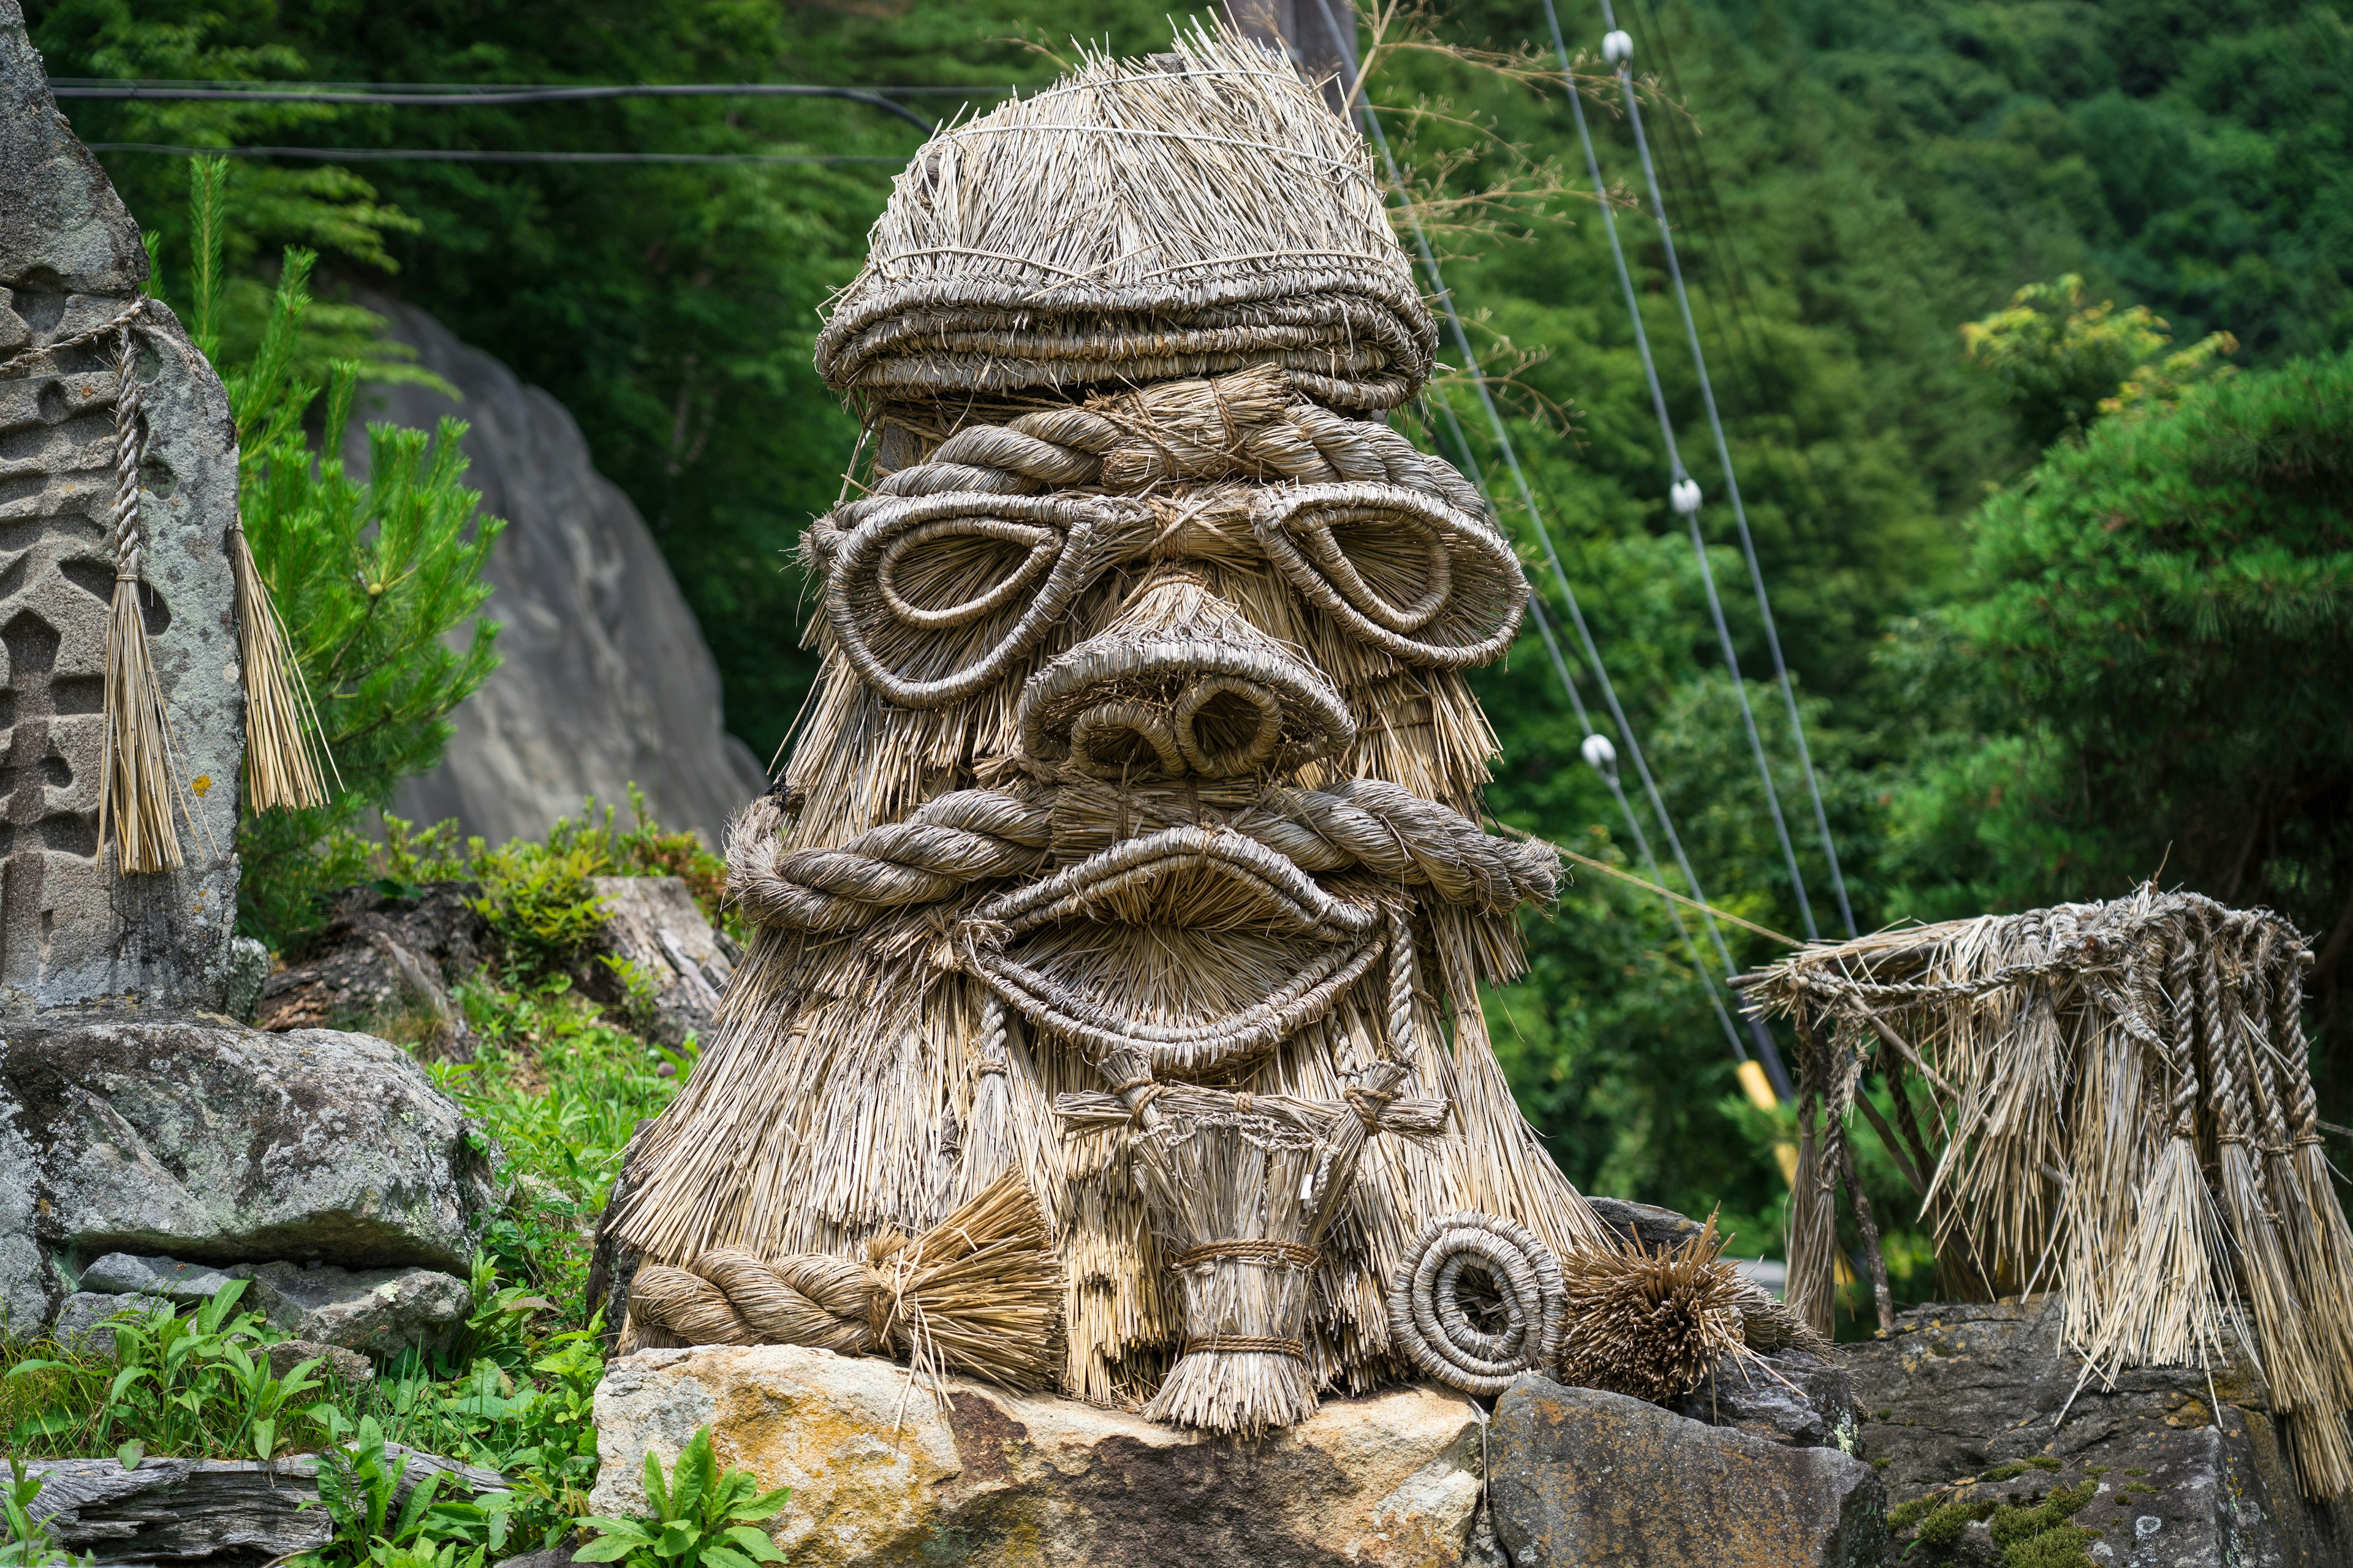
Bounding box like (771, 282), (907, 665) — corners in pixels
(1534, 1), (1824, 947)
(1312, 15), (1752, 1056)
(1559, 0), (1857, 938)
(88, 144), (904, 165)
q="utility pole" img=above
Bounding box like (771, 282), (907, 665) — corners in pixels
(1223, 0), (1357, 118)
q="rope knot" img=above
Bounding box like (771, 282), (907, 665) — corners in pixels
(1343, 1085), (1396, 1133)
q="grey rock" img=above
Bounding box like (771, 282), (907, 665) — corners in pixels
(0, 21), (243, 1012)
(1674, 1347), (1862, 1452)
(230, 1260), (471, 1358)
(50, 1291), (168, 1355)
(1584, 1195), (1706, 1254)
(265, 1336), (374, 1388)
(0, 1021), (496, 1336)
(0, 7), (244, 1014)
(78, 1252), (236, 1301)
(1844, 1295), (2351, 1567)
(349, 295), (767, 852)
(222, 936), (269, 1023)
(592, 876), (733, 1045)
(25, 1449), (504, 1562)
(0, 2), (146, 294)
(492, 1552), (588, 1568)
(256, 881), (488, 1058)
(1488, 1375), (1887, 1567)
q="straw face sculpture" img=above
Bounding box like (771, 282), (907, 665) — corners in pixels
(608, 26), (1614, 1432)
(1743, 887), (2353, 1499)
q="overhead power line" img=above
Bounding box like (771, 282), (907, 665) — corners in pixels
(47, 80), (1003, 132)
(88, 143), (904, 165)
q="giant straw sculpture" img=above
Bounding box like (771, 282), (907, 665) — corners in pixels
(608, 27), (1621, 1433)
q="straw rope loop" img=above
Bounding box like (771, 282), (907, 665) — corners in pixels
(1386, 1212), (1566, 1396)
(109, 328), (145, 586)
(1252, 482), (1526, 667)
(1168, 1240), (1322, 1270)
(1183, 1335), (1305, 1358)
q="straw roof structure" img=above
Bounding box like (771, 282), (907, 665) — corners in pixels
(605, 24), (1618, 1433)
(1741, 888), (2353, 1498)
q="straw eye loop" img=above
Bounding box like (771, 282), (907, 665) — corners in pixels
(1252, 482), (1526, 667)
(1172, 675), (1286, 777)
(875, 515), (1064, 630)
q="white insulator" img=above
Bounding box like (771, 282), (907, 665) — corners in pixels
(1581, 733), (1618, 778)
(1602, 29), (1634, 66)
(1670, 477), (1703, 515)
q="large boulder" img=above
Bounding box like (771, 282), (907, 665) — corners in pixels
(347, 295), (768, 851)
(1846, 1295), (2352, 1567)
(1487, 1376), (1887, 1567)
(256, 881), (491, 1056)
(1, 1), (244, 1015)
(0, 1021), (495, 1335)
(591, 1343), (1486, 1567)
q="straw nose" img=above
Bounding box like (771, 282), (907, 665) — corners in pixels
(1019, 572), (1354, 779)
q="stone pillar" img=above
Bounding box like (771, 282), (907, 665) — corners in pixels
(0, 0), (243, 1012)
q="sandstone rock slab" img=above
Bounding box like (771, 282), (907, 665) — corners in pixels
(1843, 1295), (2351, 1567)
(591, 1343), (1485, 1568)
(1, 4), (245, 1013)
(0, 1021), (496, 1336)
(1488, 1376), (1886, 1567)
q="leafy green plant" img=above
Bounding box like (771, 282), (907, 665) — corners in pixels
(1961, 274), (2237, 450)
(3, 1283), (333, 1461)
(2, 1456), (91, 1568)
(574, 1428), (789, 1568)
(301, 1409), (510, 1568)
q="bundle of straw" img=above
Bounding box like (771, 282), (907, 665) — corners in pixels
(1555, 1216), (1754, 1404)
(816, 28), (1433, 413)
(627, 1170), (1062, 1392)
(230, 518), (330, 811)
(96, 325), (186, 874)
(1741, 887), (2353, 1498)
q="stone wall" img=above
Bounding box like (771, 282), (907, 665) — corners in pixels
(0, 0), (241, 1012)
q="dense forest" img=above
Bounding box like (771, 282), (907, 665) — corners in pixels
(28, 0), (2352, 1300)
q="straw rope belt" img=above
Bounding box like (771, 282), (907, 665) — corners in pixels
(1167, 1240), (1322, 1270)
(1181, 1335), (1305, 1358)
(726, 778), (1558, 933)
(1387, 1213), (1567, 1398)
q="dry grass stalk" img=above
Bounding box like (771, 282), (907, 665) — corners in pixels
(1556, 1215), (1754, 1403)
(230, 520), (332, 811)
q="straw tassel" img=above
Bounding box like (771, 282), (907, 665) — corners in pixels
(97, 325), (185, 874)
(2277, 956), (2353, 1410)
(231, 516), (330, 811)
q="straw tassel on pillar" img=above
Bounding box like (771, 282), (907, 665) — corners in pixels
(97, 323), (186, 874)
(230, 515), (330, 812)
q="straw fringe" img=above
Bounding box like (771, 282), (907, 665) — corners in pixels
(1745, 887), (2353, 1498)
(230, 519), (332, 811)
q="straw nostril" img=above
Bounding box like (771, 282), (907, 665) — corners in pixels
(1173, 677), (1284, 778)
(1069, 700), (1186, 778)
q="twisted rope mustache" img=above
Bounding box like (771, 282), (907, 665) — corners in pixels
(727, 776), (1560, 936)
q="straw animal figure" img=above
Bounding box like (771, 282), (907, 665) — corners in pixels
(605, 26), (1626, 1433)
(1741, 887), (2353, 1499)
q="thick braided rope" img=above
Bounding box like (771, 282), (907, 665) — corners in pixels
(1386, 1212), (1566, 1396)
(2165, 912), (2205, 1139)
(729, 781), (1556, 933)
(802, 370), (1486, 574)
(109, 328), (146, 585)
(0, 297), (149, 377)
(726, 790), (1052, 933)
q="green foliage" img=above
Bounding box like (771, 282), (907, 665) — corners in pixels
(574, 1428), (790, 1568)
(1, 1281), (332, 1461)
(1962, 275), (2237, 449)
(1886, 350), (2353, 1097)
(301, 1411), (510, 1568)
(3, 1458), (92, 1568)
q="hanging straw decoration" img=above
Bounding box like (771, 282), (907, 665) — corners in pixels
(625, 1169), (1062, 1392)
(230, 516), (330, 811)
(1741, 887), (2353, 1498)
(96, 322), (186, 874)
